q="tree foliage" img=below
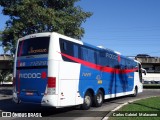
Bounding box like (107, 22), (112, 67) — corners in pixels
(0, 0), (92, 53)
(0, 69), (13, 84)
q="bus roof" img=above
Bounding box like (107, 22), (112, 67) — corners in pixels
(18, 32), (136, 62)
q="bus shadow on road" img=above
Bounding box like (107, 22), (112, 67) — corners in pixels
(0, 98), (79, 117)
(0, 87), (144, 117)
(103, 94), (137, 105)
(0, 87), (95, 117)
(0, 98), (107, 117)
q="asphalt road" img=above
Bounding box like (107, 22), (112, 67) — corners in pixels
(0, 87), (159, 120)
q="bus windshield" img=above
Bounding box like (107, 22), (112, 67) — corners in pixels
(17, 37), (50, 57)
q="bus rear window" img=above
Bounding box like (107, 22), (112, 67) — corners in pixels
(17, 37), (50, 56)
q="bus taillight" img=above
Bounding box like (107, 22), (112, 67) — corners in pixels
(47, 77), (56, 95)
(48, 77), (56, 88)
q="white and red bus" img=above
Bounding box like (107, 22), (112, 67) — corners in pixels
(13, 32), (143, 110)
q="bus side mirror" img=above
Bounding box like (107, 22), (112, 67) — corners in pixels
(141, 68), (147, 75)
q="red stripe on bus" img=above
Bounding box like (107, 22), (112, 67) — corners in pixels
(58, 52), (138, 74)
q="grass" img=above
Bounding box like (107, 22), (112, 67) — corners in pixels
(109, 97), (160, 120)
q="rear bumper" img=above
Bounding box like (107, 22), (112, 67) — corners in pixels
(13, 92), (43, 104)
(138, 84), (143, 93)
(13, 92), (20, 104)
(13, 91), (59, 107)
(41, 95), (58, 107)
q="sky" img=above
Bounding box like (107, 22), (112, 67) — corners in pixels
(0, 0), (160, 57)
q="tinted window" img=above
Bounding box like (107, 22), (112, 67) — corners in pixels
(74, 45), (79, 58)
(97, 51), (119, 68)
(81, 47), (95, 63)
(17, 37), (50, 56)
(97, 51), (109, 66)
(120, 58), (126, 69)
(59, 38), (75, 62)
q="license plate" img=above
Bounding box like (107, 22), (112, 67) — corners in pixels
(26, 92), (34, 96)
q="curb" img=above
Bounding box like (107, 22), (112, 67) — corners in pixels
(102, 96), (158, 120)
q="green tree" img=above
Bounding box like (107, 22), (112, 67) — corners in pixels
(0, 69), (13, 84)
(0, 31), (10, 54)
(0, 0), (92, 53)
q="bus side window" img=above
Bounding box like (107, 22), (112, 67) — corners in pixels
(81, 47), (88, 61)
(98, 51), (109, 67)
(60, 39), (76, 62)
(62, 42), (67, 51)
(127, 60), (132, 69)
(100, 52), (105, 57)
(81, 47), (95, 64)
(121, 58), (126, 69)
(74, 45), (79, 58)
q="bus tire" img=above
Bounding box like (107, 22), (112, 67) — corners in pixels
(81, 91), (92, 110)
(132, 87), (138, 97)
(93, 90), (104, 107)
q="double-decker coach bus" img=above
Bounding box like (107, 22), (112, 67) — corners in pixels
(13, 32), (143, 110)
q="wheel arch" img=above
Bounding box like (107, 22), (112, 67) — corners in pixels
(98, 87), (105, 98)
(135, 85), (138, 92)
(85, 88), (95, 98)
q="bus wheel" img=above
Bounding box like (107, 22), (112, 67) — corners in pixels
(81, 91), (92, 110)
(94, 90), (103, 107)
(132, 87), (138, 97)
